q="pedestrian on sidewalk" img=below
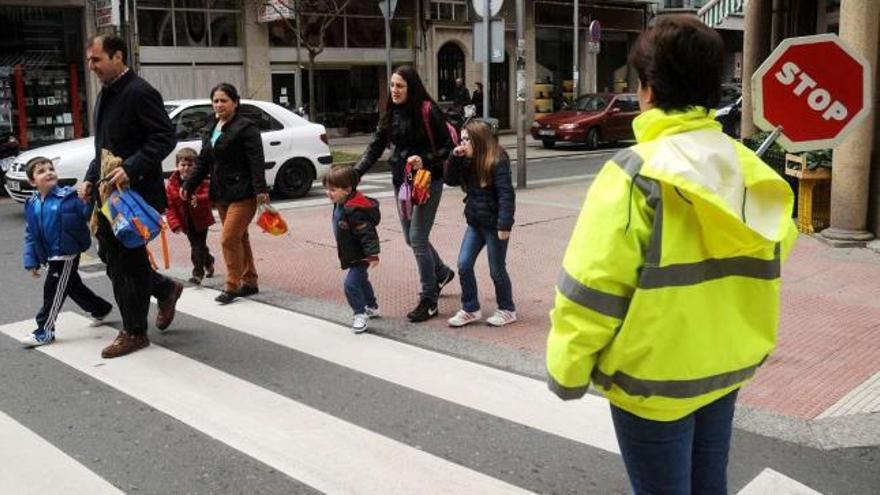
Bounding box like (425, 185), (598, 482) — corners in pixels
(324, 165), (381, 334)
(472, 82), (484, 118)
(165, 147), (215, 286)
(545, 15), (798, 495)
(354, 66), (455, 322)
(20, 157), (113, 347)
(78, 35), (183, 359)
(444, 120), (517, 328)
(182, 83), (270, 305)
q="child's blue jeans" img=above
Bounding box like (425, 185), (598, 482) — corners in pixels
(457, 225), (515, 313)
(344, 264), (377, 314)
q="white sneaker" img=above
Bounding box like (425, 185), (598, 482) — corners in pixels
(364, 306), (381, 319)
(447, 309), (482, 327)
(486, 310), (517, 327)
(352, 314), (369, 334)
(20, 330), (55, 348)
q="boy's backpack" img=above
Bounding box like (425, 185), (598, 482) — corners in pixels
(421, 100), (459, 149)
(99, 186), (163, 248)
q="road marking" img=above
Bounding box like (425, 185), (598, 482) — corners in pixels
(523, 174), (598, 186)
(817, 371), (880, 418)
(0, 406), (123, 495)
(177, 288), (621, 454)
(737, 468), (822, 494)
(0, 314), (529, 495)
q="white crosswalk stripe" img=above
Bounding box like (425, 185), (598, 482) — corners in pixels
(0, 409), (123, 495)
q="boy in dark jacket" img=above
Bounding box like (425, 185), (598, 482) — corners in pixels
(166, 147), (215, 286)
(21, 157), (113, 347)
(323, 165), (381, 334)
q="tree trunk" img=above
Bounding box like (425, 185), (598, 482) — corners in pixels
(308, 52), (317, 122)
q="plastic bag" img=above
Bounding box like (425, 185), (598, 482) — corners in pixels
(398, 178), (414, 220)
(256, 204), (288, 236)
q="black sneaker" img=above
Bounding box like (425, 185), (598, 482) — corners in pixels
(215, 291), (239, 305)
(437, 269), (456, 294)
(407, 298), (438, 322)
(239, 285), (259, 297)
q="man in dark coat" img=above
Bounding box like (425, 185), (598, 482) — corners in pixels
(78, 35), (183, 359)
(453, 78), (470, 113)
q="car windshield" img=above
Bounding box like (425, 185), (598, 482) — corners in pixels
(164, 104), (179, 114)
(572, 95), (608, 112)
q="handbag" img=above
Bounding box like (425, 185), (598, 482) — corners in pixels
(256, 204), (288, 236)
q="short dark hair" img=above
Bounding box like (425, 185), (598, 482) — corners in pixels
(210, 82), (241, 105)
(88, 34), (127, 62)
(628, 15), (724, 112)
(25, 156), (53, 181)
(322, 165), (358, 190)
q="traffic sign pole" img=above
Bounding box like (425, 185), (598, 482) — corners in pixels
(483, 7), (491, 120)
(755, 126), (783, 158)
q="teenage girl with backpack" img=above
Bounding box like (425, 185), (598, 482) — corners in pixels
(444, 119), (517, 327)
(354, 66), (455, 322)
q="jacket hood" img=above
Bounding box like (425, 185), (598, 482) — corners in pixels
(344, 191), (380, 222)
(633, 108), (794, 251)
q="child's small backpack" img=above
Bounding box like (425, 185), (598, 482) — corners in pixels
(100, 187), (163, 248)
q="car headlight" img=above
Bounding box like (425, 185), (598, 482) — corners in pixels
(559, 123), (579, 130)
(10, 161), (25, 173)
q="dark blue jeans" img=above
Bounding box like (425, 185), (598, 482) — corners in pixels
(396, 179), (450, 302)
(610, 390), (738, 495)
(344, 264), (377, 314)
(457, 224), (515, 313)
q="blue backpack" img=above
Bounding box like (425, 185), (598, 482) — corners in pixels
(100, 187), (162, 248)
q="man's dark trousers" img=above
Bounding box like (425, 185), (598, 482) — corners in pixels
(35, 255), (112, 333)
(96, 214), (175, 333)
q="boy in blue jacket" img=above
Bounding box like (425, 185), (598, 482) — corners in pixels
(21, 157), (113, 347)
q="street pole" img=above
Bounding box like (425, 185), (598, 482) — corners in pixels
(385, 0), (392, 90)
(573, 0), (579, 96)
(294, 1), (303, 111)
(483, 5), (491, 120)
(515, 0), (527, 188)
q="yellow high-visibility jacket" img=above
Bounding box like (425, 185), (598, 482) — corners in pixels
(547, 107), (798, 421)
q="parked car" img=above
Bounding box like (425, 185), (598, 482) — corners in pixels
(4, 99), (332, 203)
(530, 93), (640, 149)
(0, 130), (20, 194)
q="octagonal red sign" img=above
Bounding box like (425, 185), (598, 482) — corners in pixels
(751, 34), (872, 152)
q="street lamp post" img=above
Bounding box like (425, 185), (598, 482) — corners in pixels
(384, 0), (392, 86)
(483, 4), (491, 120)
(515, 0), (526, 188)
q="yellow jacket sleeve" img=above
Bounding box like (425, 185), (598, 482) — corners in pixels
(546, 158), (655, 399)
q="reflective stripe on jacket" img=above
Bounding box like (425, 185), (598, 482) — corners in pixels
(546, 107), (798, 421)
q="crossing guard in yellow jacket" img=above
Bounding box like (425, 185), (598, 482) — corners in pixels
(546, 105), (798, 422)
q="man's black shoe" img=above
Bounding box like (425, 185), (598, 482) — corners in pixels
(239, 285), (259, 297)
(407, 298), (438, 322)
(437, 269), (455, 294)
(215, 290), (240, 305)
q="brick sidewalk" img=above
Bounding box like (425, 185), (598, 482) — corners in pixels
(161, 179), (880, 421)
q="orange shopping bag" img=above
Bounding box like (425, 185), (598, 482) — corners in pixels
(256, 204), (288, 236)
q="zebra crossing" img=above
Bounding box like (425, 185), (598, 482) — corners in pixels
(0, 287), (853, 494)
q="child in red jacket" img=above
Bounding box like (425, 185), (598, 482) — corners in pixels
(166, 148), (215, 285)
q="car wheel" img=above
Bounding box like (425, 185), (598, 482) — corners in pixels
(585, 128), (600, 150)
(274, 159), (314, 199)
(542, 140), (556, 149)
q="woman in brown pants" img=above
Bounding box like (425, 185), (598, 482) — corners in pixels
(183, 82), (269, 304)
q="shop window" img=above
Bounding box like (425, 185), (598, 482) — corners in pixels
(270, 5), (412, 49)
(137, 1), (240, 47)
(239, 104), (283, 132)
(176, 10), (208, 46)
(210, 12), (239, 46)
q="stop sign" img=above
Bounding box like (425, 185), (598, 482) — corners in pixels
(751, 34), (872, 152)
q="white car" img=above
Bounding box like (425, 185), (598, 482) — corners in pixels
(4, 99), (332, 203)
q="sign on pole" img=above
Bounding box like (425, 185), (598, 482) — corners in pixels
(95, 0), (120, 29)
(378, 0), (398, 19)
(473, 19), (505, 63)
(751, 34), (872, 152)
(472, 0), (504, 17)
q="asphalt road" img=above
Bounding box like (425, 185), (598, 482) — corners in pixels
(0, 153), (877, 494)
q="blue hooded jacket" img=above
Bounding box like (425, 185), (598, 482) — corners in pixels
(23, 186), (92, 269)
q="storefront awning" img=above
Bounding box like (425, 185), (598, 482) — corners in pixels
(699, 0), (744, 28)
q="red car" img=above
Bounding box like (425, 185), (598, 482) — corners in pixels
(530, 93), (640, 149)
